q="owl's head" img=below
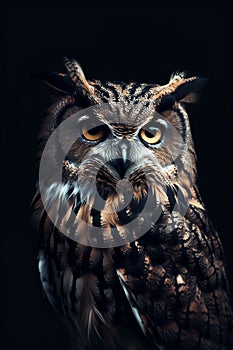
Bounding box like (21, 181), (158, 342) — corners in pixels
(37, 58), (206, 247)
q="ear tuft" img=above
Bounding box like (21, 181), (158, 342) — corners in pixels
(156, 76), (208, 112)
(173, 77), (208, 102)
(63, 57), (95, 95)
(169, 71), (187, 82)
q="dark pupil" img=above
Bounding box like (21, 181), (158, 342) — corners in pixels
(88, 126), (100, 135)
(145, 128), (157, 138)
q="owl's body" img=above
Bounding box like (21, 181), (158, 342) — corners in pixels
(32, 59), (233, 349)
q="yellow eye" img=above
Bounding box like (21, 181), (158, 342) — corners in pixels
(139, 126), (162, 145)
(82, 125), (107, 141)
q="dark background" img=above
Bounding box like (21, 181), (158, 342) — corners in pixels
(0, 3), (230, 350)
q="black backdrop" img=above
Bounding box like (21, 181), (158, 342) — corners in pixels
(0, 4), (230, 350)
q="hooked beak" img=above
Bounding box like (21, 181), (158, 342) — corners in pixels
(121, 143), (128, 168)
(107, 141), (132, 179)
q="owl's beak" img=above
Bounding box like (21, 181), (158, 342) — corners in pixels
(109, 142), (130, 179)
(120, 143), (128, 169)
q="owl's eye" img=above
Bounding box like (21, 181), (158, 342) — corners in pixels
(81, 125), (108, 141)
(139, 126), (162, 145)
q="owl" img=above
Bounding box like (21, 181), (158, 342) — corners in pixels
(31, 58), (233, 350)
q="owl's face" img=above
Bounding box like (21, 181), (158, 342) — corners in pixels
(38, 59), (205, 247)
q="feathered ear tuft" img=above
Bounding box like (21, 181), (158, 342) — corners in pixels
(37, 57), (95, 99)
(156, 75), (208, 112)
(169, 71), (187, 81)
(173, 76), (208, 102)
(63, 56), (95, 95)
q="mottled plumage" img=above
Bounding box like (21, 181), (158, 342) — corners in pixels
(32, 58), (233, 349)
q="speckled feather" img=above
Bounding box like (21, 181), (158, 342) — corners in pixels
(32, 59), (233, 350)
